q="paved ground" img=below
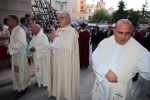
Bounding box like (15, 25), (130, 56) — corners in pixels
(0, 49), (150, 100)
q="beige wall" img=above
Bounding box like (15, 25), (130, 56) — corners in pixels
(80, 12), (91, 20)
(0, 0), (31, 21)
(72, 12), (80, 20)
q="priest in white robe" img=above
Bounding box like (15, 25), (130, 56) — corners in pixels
(7, 15), (30, 99)
(30, 24), (50, 88)
(92, 19), (150, 100)
(48, 12), (80, 100)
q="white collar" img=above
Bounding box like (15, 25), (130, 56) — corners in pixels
(80, 28), (86, 32)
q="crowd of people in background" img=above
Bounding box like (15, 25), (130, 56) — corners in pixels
(0, 12), (150, 100)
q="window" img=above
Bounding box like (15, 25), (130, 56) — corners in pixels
(60, 5), (63, 11)
(89, 9), (91, 12)
(81, 1), (84, 5)
(89, 16), (91, 19)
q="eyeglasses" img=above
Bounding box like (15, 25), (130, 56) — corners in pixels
(31, 27), (39, 28)
(59, 16), (66, 20)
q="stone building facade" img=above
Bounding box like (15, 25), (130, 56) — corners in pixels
(80, 0), (86, 13)
(0, 0), (31, 21)
(80, 4), (97, 20)
(97, 0), (106, 9)
(50, 0), (80, 20)
(0, 0), (80, 21)
(80, 0), (105, 20)
(108, 7), (114, 14)
(0, 0), (116, 22)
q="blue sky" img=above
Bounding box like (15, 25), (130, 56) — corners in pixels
(86, 0), (150, 11)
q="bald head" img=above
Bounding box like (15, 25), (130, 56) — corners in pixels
(34, 24), (40, 28)
(115, 19), (132, 30)
(31, 24), (41, 35)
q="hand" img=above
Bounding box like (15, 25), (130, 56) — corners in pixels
(29, 47), (36, 52)
(50, 31), (57, 42)
(105, 70), (118, 83)
(74, 27), (78, 31)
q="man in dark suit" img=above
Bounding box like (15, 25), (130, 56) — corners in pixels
(90, 26), (104, 52)
(104, 25), (113, 38)
(131, 21), (143, 81)
(131, 22), (143, 44)
(147, 27), (150, 98)
(143, 26), (150, 51)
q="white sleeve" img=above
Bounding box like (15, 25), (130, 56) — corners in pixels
(137, 47), (150, 81)
(8, 30), (26, 55)
(92, 40), (110, 82)
(50, 37), (61, 50)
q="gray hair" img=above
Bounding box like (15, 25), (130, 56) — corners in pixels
(66, 12), (71, 21)
(115, 19), (132, 29)
(9, 15), (19, 25)
(62, 12), (71, 23)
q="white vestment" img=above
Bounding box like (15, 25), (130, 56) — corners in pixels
(92, 35), (150, 100)
(8, 25), (30, 92)
(30, 31), (50, 87)
(48, 25), (80, 100)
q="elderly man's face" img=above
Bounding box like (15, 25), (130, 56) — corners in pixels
(114, 22), (132, 45)
(31, 24), (40, 35)
(58, 13), (69, 28)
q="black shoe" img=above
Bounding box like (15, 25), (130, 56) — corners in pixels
(35, 83), (43, 87)
(132, 73), (138, 82)
(132, 78), (138, 82)
(15, 90), (26, 99)
(35, 83), (38, 86)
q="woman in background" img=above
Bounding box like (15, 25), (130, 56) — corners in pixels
(90, 26), (104, 52)
(0, 19), (10, 70)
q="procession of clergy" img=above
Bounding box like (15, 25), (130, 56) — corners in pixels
(2, 11), (150, 100)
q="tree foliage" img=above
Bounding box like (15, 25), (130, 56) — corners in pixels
(111, 0), (128, 22)
(141, 1), (149, 18)
(140, 1), (150, 23)
(90, 8), (110, 23)
(90, 0), (150, 24)
(127, 9), (142, 22)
